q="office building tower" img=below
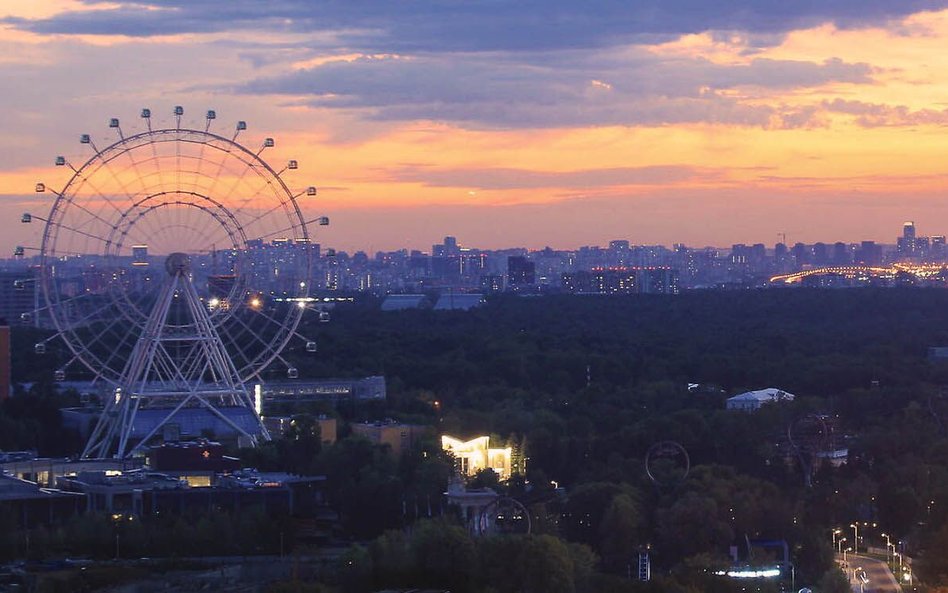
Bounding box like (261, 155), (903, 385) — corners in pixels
(507, 256), (536, 287)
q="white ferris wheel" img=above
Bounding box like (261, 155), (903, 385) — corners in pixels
(21, 107), (329, 458)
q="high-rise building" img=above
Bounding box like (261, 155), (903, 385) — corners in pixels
(132, 245), (149, 266)
(832, 242), (850, 265)
(904, 221), (917, 242)
(506, 256), (536, 287)
(791, 243), (809, 266)
(0, 271), (35, 325)
(899, 221), (917, 258)
(856, 241), (882, 266)
(933, 236), (946, 260)
(774, 243), (788, 260)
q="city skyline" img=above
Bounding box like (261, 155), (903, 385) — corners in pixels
(4, 3), (948, 252)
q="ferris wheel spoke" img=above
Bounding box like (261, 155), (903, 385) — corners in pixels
(47, 299), (116, 332)
(236, 201), (292, 238)
(216, 316), (254, 369)
(193, 234), (236, 257)
(52, 193), (120, 240)
(252, 217), (321, 243)
(32, 289), (98, 316)
(189, 134), (209, 195)
(237, 307), (304, 366)
(75, 306), (138, 353)
(202, 138), (242, 210)
(83, 146), (145, 215)
(70, 321), (137, 379)
(192, 206), (235, 249)
(69, 171), (130, 222)
(249, 304), (301, 340)
(223, 311), (281, 363)
(246, 301), (312, 345)
(117, 129), (153, 197)
(216, 158), (263, 219)
(47, 219), (114, 246)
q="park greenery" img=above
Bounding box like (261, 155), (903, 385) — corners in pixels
(6, 288), (948, 591)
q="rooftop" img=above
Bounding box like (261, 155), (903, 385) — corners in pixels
(433, 293), (485, 310)
(0, 473), (84, 501)
(381, 294), (430, 311)
(728, 388), (795, 402)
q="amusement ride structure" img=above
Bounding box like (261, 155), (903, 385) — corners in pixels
(20, 107), (327, 459)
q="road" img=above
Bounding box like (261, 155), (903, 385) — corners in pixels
(844, 553), (902, 593)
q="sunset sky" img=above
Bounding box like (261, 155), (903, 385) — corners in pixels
(4, 1), (948, 252)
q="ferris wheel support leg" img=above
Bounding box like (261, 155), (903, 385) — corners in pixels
(82, 384), (122, 459)
(116, 397), (145, 459)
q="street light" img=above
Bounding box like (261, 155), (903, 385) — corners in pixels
(838, 537), (847, 553)
(881, 533), (892, 561)
(850, 523), (859, 551)
(832, 528), (841, 549)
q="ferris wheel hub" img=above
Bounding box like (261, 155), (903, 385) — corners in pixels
(164, 252), (191, 276)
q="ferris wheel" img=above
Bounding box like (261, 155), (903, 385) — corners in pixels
(22, 107), (329, 458)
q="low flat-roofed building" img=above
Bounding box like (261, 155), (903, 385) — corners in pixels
(144, 440), (241, 487)
(0, 457), (144, 488)
(57, 468), (327, 518)
(263, 415), (337, 445)
(62, 406), (265, 448)
(433, 293), (485, 311)
(0, 473), (85, 527)
(352, 421), (430, 458)
(727, 388), (795, 412)
(257, 376), (386, 404)
(381, 294), (431, 311)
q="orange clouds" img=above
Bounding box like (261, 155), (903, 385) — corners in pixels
(3, 5), (948, 250)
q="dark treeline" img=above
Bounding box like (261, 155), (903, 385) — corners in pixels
(285, 289), (948, 591)
(7, 288), (948, 592)
(291, 289), (947, 396)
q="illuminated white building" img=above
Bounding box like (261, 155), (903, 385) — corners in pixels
(441, 435), (512, 480)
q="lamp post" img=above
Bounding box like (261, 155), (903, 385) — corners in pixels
(881, 533), (892, 561)
(832, 528), (841, 549)
(838, 537), (847, 554)
(850, 523), (859, 551)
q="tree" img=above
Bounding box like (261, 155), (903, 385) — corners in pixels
(369, 529), (412, 587)
(520, 535), (576, 593)
(279, 414), (323, 475)
(469, 467), (502, 490)
(817, 567), (851, 593)
(410, 520), (478, 593)
(599, 492), (642, 573)
(918, 520), (948, 584)
(656, 492), (733, 562)
(337, 545), (373, 593)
